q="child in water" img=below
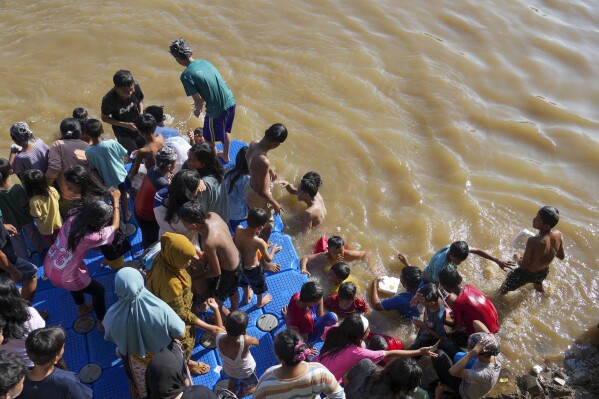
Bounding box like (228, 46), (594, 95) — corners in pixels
(280, 171), (327, 233)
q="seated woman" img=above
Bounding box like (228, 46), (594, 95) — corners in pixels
(145, 232), (224, 375)
(253, 328), (344, 399)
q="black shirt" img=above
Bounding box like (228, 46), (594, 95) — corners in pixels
(101, 81), (144, 138)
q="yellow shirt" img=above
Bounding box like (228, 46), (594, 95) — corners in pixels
(325, 264), (359, 294)
(29, 187), (62, 235)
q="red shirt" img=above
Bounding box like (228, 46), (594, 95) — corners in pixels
(134, 175), (158, 221)
(452, 285), (499, 335)
(324, 294), (369, 318)
(287, 293), (314, 334)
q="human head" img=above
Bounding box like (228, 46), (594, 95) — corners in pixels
(467, 332), (500, 357)
(377, 358), (422, 397)
(298, 281), (323, 305)
(133, 113), (157, 136)
(438, 266), (462, 294)
(64, 164), (107, 198)
(367, 335), (388, 351)
(25, 327), (66, 366)
(273, 328), (310, 367)
(327, 235), (345, 259)
(0, 276), (29, 341)
(298, 171), (322, 198)
(263, 123), (288, 146)
(68, 201), (113, 250)
(327, 262), (350, 284)
(178, 199), (207, 229)
(417, 283), (441, 309)
(0, 159), (11, 183)
(247, 207), (269, 229)
(320, 314), (367, 361)
(155, 146), (177, 171)
(400, 266), (423, 291)
(192, 127), (204, 144)
(169, 38), (193, 61)
(72, 107), (88, 121)
(337, 281), (357, 308)
(83, 119), (104, 139)
(0, 351), (26, 398)
(165, 170), (202, 223)
(9, 122), (33, 145)
(225, 310), (249, 337)
(114, 267), (146, 302)
(536, 206), (559, 229)
(22, 169), (49, 198)
(187, 142), (224, 181)
(59, 118), (82, 140)
(145, 105), (165, 124)
(448, 241), (470, 265)
(112, 70), (135, 99)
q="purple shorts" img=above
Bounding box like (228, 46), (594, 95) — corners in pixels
(203, 104), (236, 143)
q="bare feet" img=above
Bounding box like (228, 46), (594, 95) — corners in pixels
(77, 303), (93, 317)
(264, 262), (281, 273)
(243, 286), (254, 305)
(256, 294), (272, 308)
(216, 150), (230, 164)
(188, 360), (210, 375)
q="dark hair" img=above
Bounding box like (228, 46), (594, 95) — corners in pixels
(25, 327), (66, 365)
(364, 358), (422, 397)
(538, 206), (559, 228)
(327, 236), (344, 250)
(9, 121), (34, 144)
(134, 113), (157, 136)
(367, 335), (388, 351)
(417, 283), (441, 302)
(264, 123), (288, 143)
(401, 266), (422, 291)
(449, 241), (470, 262)
(165, 170), (201, 223)
(330, 262), (350, 280)
(0, 350), (26, 396)
(0, 159), (11, 182)
(320, 314), (365, 362)
(113, 69), (134, 87)
(64, 165), (108, 201)
(72, 107), (88, 120)
(145, 105), (164, 124)
(247, 207), (269, 228)
(188, 142), (224, 182)
(59, 118), (82, 140)
(338, 281), (356, 301)
(178, 199), (206, 225)
(67, 201), (113, 250)
(0, 276), (31, 340)
(169, 38), (193, 60)
(224, 310), (248, 337)
(22, 169), (50, 199)
(224, 146), (249, 194)
(438, 266), (462, 291)
(274, 328), (310, 367)
(83, 119), (104, 139)
(299, 171), (322, 197)
(299, 281), (323, 303)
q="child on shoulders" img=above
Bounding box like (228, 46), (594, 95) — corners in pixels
(280, 171), (327, 233)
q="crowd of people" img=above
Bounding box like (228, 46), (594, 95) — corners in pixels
(0, 37), (566, 399)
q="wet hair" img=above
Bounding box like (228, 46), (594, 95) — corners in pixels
(0, 276), (31, 340)
(264, 123), (288, 143)
(0, 159), (11, 182)
(449, 241), (470, 262)
(327, 235), (344, 250)
(438, 266), (462, 291)
(0, 350), (26, 396)
(59, 118), (82, 140)
(67, 201), (113, 250)
(417, 283), (441, 302)
(165, 170), (201, 223)
(169, 38), (193, 59)
(224, 146), (249, 194)
(26, 327), (66, 365)
(247, 207), (269, 228)
(538, 206), (559, 228)
(9, 121), (34, 144)
(22, 169), (50, 199)
(299, 281), (323, 303)
(188, 142), (224, 182)
(467, 332), (500, 357)
(364, 358), (422, 397)
(177, 199), (206, 225)
(274, 328), (310, 367)
(367, 335), (388, 351)
(133, 113), (157, 136)
(155, 146), (177, 169)
(72, 107), (88, 120)
(319, 314), (365, 362)
(330, 262), (350, 280)
(0, 316), (6, 335)
(83, 119), (104, 139)
(64, 165), (108, 201)
(224, 310), (248, 337)
(299, 171), (322, 197)
(401, 266), (423, 291)
(145, 105), (165, 124)
(338, 281), (356, 301)
(113, 69), (134, 87)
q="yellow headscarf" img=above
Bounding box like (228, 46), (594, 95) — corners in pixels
(146, 232), (195, 303)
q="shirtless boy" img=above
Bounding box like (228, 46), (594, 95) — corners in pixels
(234, 208), (281, 308)
(299, 235), (374, 275)
(500, 206), (564, 294)
(178, 199), (243, 312)
(246, 123), (287, 230)
(128, 113), (165, 180)
(280, 171), (327, 233)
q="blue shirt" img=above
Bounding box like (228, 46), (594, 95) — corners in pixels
(381, 290), (419, 318)
(424, 244), (451, 283)
(85, 139), (127, 187)
(21, 367), (93, 399)
(419, 302), (447, 340)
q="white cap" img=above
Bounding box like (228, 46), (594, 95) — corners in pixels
(360, 315), (370, 333)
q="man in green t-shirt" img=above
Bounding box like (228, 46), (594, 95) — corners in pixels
(170, 38), (236, 163)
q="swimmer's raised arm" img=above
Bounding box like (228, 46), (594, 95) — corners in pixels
(280, 180), (298, 195)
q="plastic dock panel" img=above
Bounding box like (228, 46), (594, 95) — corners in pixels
(262, 270), (308, 318)
(246, 326), (278, 377)
(190, 345), (221, 388)
(64, 328), (89, 373)
(267, 232), (299, 274)
(93, 365), (130, 399)
(32, 287), (79, 328)
(86, 328), (122, 369)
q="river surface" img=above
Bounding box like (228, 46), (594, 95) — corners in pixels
(1, 0), (598, 375)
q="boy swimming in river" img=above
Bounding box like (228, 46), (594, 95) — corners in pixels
(299, 235), (374, 275)
(280, 171), (326, 233)
(500, 206), (565, 294)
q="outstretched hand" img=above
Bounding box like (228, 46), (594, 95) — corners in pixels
(497, 259), (515, 271)
(419, 346), (438, 358)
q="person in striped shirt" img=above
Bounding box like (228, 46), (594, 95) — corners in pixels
(253, 328), (345, 399)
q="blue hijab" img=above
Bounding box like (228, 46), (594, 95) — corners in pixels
(103, 267), (185, 357)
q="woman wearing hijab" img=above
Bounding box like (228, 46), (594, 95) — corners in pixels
(104, 267), (187, 398)
(146, 232), (224, 375)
